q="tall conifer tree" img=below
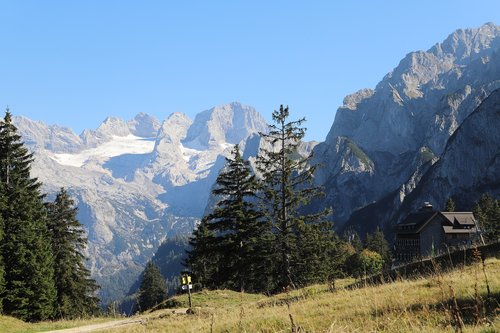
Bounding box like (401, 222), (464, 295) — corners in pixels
(137, 262), (167, 312)
(256, 105), (331, 289)
(187, 145), (269, 292)
(445, 197), (456, 212)
(0, 109), (56, 321)
(474, 194), (500, 242)
(46, 188), (100, 319)
(365, 228), (391, 267)
(185, 218), (218, 288)
(0, 188), (4, 312)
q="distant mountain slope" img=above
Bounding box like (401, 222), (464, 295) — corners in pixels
(14, 102), (268, 304)
(344, 88), (500, 237)
(313, 22), (500, 231)
(401, 88), (500, 214)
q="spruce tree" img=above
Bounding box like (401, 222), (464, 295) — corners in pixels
(0, 189), (4, 312)
(473, 194), (500, 242)
(295, 222), (341, 285)
(256, 105), (331, 289)
(137, 262), (167, 312)
(187, 145), (269, 292)
(445, 197), (456, 212)
(185, 218), (218, 288)
(0, 109), (56, 321)
(46, 188), (100, 319)
(365, 228), (391, 267)
(343, 228), (363, 253)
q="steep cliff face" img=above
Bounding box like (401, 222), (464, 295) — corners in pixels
(14, 102), (267, 304)
(314, 23), (500, 230)
(329, 23), (499, 155)
(402, 88), (500, 213)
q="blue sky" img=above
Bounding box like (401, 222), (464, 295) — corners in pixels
(0, 1), (498, 141)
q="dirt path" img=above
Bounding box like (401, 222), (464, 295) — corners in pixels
(40, 309), (191, 333)
(41, 318), (146, 333)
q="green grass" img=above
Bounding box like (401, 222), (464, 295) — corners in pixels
(2, 259), (498, 332)
(100, 258), (499, 332)
(346, 139), (373, 167)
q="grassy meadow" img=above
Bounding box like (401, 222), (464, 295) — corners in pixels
(1, 257), (498, 333)
(106, 258), (499, 332)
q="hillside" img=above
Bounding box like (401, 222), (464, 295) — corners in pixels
(8, 257), (493, 333)
(313, 22), (500, 234)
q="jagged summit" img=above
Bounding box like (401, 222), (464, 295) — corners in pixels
(15, 102), (269, 304)
(96, 116), (131, 137)
(183, 102), (268, 149)
(13, 116), (82, 153)
(328, 22), (499, 154)
(128, 112), (161, 137)
(431, 22), (500, 62)
(314, 22), (500, 233)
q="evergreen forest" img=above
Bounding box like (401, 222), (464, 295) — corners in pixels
(0, 110), (100, 321)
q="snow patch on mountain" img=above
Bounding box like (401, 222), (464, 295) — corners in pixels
(51, 135), (155, 167)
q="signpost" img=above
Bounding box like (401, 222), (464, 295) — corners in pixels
(181, 274), (193, 310)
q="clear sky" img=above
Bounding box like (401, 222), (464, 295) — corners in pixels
(0, 1), (498, 141)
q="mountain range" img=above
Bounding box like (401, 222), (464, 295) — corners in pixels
(15, 102), (268, 303)
(12, 22), (500, 304)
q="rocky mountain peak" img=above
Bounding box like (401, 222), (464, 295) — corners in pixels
(96, 116), (131, 137)
(341, 89), (375, 111)
(432, 22), (500, 63)
(183, 102), (268, 148)
(329, 22), (500, 155)
(315, 23), (500, 233)
(155, 112), (192, 146)
(13, 116), (82, 153)
(128, 113), (161, 137)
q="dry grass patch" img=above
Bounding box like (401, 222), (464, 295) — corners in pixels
(5, 258), (497, 333)
(100, 258), (499, 332)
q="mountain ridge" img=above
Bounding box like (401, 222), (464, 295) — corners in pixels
(315, 22), (499, 236)
(13, 101), (269, 304)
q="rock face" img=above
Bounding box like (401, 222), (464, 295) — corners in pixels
(401, 88), (500, 214)
(313, 22), (500, 233)
(14, 102), (268, 304)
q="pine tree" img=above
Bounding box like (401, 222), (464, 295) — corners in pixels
(0, 189), (4, 312)
(445, 197), (456, 212)
(473, 194), (500, 242)
(295, 222), (341, 285)
(0, 109), (56, 321)
(365, 228), (391, 267)
(187, 145), (269, 292)
(46, 188), (100, 319)
(137, 262), (167, 312)
(257, 105), (331, 289)
(185, 218), (218, 288)
(343, 228), (363, 253)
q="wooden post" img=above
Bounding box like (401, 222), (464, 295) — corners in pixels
(187, 283), (193, 309)
(182, 274), (193, 312)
